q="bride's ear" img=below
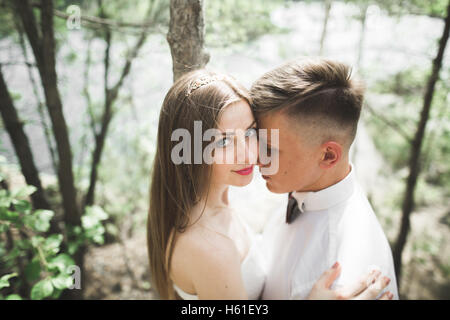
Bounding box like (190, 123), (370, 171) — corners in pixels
(319, 141), (342, 169)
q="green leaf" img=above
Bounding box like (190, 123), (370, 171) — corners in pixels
(82, 206), (108, 229)
(0, 272), (18, 289)
(48, 253), (75, 273)
(89, 206), (108, 220)
(44, 234), (63, 255)
(49, 288), (62, 299)
(25, 259), (42, 282)
(0, 210), (19, 223)
(31, 278), (54, 300)
(33, 210), (54, 232)
(51, 274), (73, 290)
(81, 214), (96, 229)
(31, 236), (45, 248)
(67, 241), (79, 256)
(0, 192), (11, 208)
(92, 234), (104, 245)
(5, 294), (22, 300)
(13, 199), (32, 214)
(12, 185), (37, 199)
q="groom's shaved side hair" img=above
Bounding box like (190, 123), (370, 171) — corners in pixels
(250, 58), (365, 148)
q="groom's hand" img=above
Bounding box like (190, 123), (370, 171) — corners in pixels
(307, 262), (394, 300)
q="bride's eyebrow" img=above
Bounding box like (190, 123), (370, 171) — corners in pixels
(246, 120), (257, 129)
(218, 121), (257, 136)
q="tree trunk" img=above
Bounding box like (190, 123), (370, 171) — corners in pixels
(167, 0), (210, 82)
(14, 0), (80, 226)
(13, 0), (83, 299)
(393, 1), (450, 288)
(319, 0), (332, 56)
(83, 1), (151, 208)
(0, 67), (51, 212)
(13, 15), (59, 176)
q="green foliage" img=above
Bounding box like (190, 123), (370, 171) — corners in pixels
(0, 273), (17, 290)
(0, 181), (72, 300)
(205, 0), (288, 47)
(81, 205), (109, 245)
(379, 0), (448, 18)
(0, 160), (109, 299)
(367, 65), (450, 206)
(30, 278), (54, 300)
(345, 0), (448, 18)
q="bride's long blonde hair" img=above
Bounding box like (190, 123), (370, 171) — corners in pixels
(147, 69), (251, 299)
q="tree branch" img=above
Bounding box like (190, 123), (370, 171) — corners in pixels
(365, 102), (413, 143)
(0, 65), (51, 212)
(30, 1), (166, 34)
(84, 0), (153, 208)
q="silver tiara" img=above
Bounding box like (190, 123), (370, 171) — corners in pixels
(185, 74), (232, 97)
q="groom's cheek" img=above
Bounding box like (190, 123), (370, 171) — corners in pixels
(259, 150), (279, 175)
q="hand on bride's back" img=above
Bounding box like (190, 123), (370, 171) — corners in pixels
(307, 262), (394, 300)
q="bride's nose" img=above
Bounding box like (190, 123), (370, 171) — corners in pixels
(235, 134), (257, 164)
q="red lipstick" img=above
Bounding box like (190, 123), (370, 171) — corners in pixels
(233, 165), (254, 176)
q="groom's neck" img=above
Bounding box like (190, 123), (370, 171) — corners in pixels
(305, 158), (351, 193)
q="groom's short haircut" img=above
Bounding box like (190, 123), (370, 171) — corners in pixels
(250, 58), (365, 148)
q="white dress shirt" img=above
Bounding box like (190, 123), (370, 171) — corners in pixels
(260, 165), (399, 300)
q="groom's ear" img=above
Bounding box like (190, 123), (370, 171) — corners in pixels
(318, 141), (342, 169)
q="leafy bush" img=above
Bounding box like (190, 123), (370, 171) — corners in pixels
(0, 183), (74, 300)
(0, 162), (109, 300)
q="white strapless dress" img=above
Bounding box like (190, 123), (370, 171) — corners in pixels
(173, 213), (266, 300)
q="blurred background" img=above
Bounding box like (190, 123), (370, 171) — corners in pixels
(0, 0), (449, 300)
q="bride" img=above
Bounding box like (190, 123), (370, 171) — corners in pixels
(146, 69), (393, 300)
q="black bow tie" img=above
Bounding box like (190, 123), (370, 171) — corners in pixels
(286, 192), (304, 224)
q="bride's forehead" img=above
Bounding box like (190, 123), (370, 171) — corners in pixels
(216, 100), (253, 131)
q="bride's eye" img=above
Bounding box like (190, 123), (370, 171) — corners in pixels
(216, 137), (232, 148)
(245, 127), (257, 138)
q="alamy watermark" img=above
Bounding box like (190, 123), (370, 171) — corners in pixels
(66, 5), (81, 30)
(170, 121), (279, 175)
(67, 265), (81, 289)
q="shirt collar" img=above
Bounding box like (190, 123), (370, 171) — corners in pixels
(292, 164), (356, 212)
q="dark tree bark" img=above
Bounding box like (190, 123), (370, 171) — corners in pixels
(83, 1), (152, 208)
(393, 1), (450, 287)
(167, 0), (210, 82)
(13, 0), (83, 298)
(0, 67), (51, 212)
(13, 0), (80, 226)
(14, 15), (59, 176)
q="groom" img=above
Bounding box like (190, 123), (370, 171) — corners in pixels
(250, 58), (399, 300)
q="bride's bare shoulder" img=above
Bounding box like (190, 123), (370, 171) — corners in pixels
(175, 222), (234, 255)
(171, 217), (239, 268)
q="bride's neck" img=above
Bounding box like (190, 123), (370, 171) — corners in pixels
(191, 184), (229, 221)
(204, 183), (229, 209)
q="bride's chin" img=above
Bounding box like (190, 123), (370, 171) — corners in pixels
(230, 174), (254, 187)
